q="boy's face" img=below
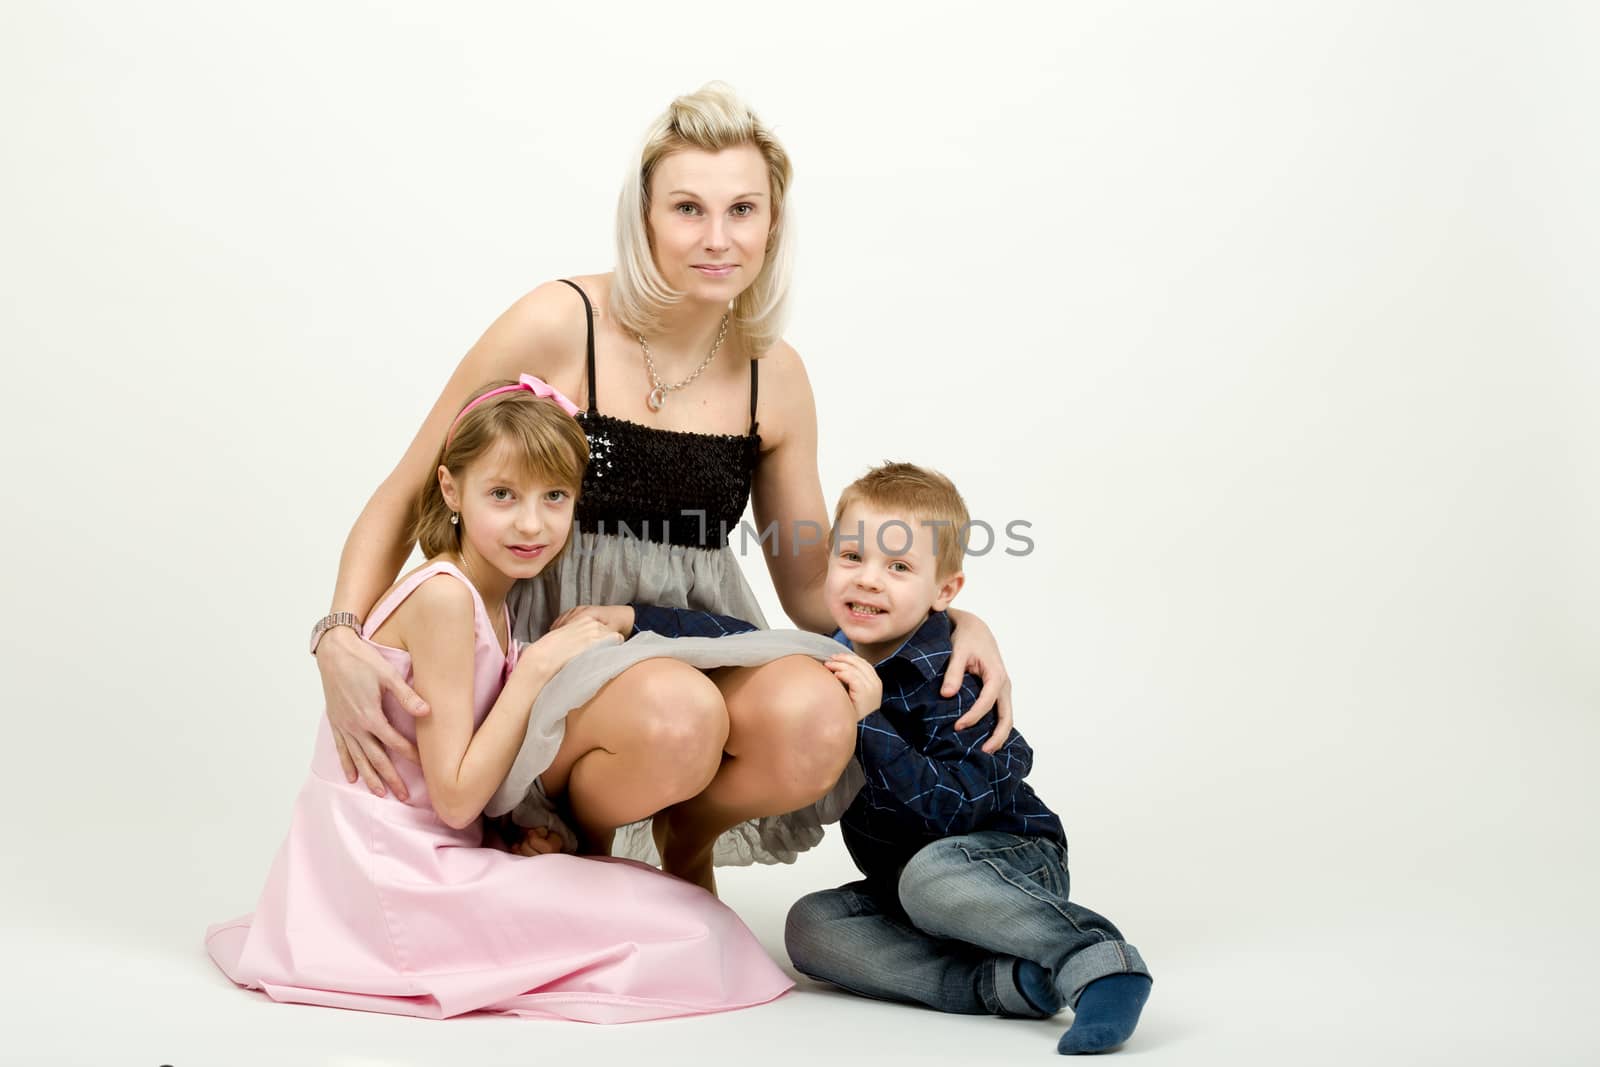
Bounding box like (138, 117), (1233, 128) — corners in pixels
(826, 503), (965, 662)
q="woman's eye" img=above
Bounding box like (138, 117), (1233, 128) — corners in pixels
(731, 203), (754, 217)
(675, 202), (700, 215)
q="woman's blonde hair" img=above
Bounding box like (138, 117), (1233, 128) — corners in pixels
(412, 381), (590, 559)
(612, 82), (794, 356)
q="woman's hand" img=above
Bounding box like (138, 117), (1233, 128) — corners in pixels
(549, 604), (635, 638)
(945, 608), (1013, 753)
(317, 626), (432, 800)
(825, 652), (883, 721)
(521, 617), (624, 677)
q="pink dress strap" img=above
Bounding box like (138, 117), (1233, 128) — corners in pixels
(361, 560), (479, 640)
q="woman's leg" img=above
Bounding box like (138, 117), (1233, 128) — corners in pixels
(655, 655), (857, 891)
(540, 659), (730, 854)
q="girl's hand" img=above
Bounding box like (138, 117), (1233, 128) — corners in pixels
(825, 653), (883, 721)
(512, 825), (565, 857)
(317, 626), (431, 800)
(945, 608), (1013, 753)
(549, 604), (635, 638)
(521, 617), (624, 677)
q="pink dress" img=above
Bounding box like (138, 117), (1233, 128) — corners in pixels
(205, 560), (792, 1022)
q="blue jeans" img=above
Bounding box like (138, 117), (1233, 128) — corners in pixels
(785, 831), (1149, 1016)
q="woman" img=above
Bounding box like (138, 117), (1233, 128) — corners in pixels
(311, 83), (1014, 893)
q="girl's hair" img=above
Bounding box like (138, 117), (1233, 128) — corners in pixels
(833, 462), (972, 579)
(611, 81), (795, 356)
(412, 381), (590, 559)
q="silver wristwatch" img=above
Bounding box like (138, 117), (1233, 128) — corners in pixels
(309, 612), (363, 654)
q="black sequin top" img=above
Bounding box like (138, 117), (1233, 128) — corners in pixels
(559, 280), (761, 549)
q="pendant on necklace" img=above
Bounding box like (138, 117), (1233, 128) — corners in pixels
(646, 386), (667, 412)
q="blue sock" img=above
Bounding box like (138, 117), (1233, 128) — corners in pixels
(1013, 959), (1063, 1016)
(1058, 973), (1151, 1055)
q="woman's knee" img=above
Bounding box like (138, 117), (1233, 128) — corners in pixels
(734, 657), (857, 797)
(628, 661), (730, 790)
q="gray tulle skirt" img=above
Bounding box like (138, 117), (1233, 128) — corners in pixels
(491, 531), (864, 867)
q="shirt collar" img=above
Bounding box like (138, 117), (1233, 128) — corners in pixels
(832, 611), (953, 680)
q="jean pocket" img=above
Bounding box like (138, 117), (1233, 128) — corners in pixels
(960, 836), (1063, 895)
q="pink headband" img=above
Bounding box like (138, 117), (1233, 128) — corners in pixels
(445, 374), (582, 447)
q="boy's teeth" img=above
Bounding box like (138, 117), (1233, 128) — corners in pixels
(853, 604), (882, 614)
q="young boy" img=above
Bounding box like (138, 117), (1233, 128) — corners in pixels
(784, 462), (1152, 1056)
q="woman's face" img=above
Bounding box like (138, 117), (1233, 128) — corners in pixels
(647, 144), (773, 307)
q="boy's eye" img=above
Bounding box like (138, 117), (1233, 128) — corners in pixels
(889, 561), (910, 573)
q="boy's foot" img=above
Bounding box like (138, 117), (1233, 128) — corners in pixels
(1014, 960), (1063, 1016)
(1058, 973), (1151, 1055)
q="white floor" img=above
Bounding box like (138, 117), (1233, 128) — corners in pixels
(8, 828), (1596, 1067)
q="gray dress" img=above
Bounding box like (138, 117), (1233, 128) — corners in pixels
(484, 280), (861, 866)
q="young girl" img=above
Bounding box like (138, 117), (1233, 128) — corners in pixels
(206, 376), (792, 1022)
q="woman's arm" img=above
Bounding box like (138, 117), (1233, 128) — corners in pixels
(316, 281), (589, 798)
(404, 576), (620, 829)
(748, 343), (1014, 749)
(748, 343), (834, 633)
(944, 607), (1014, 752)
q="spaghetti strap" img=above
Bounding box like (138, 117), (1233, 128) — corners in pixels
(749, 358), (759, 435)
(557, 278), (598, 413)
(361, 561), (479, 640)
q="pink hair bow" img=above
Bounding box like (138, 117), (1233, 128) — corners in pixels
(445, 374), (582, 446)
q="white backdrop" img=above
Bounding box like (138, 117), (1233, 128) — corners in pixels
(2, 2), (1596, 1064)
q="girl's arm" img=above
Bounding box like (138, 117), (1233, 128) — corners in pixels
(315, 282), (589, 799)
(404, 576), (620, 830)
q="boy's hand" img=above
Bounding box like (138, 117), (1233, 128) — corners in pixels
(512, 825), (565, 857)
(825, 653), (882, 721)
(549, 604), (635, 638)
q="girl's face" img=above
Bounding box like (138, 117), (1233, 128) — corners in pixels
(647, 144), (773, 307)
(439, 440), (577, 587)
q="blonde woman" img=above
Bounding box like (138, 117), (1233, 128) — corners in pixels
(312, 84), (1016, 893)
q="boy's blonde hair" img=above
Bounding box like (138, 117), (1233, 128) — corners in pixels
(412, 381), (590, 559)
(611, 82), (794, 356)
(833, 462), (970, 578)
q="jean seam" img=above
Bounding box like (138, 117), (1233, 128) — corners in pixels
(964, 850), (1109, 948)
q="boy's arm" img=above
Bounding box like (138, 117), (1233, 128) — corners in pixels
(856, 673), (1035, 837)
(629, 603), (761, 639)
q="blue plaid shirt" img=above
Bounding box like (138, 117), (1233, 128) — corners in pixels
(630, 604), (1065, 887)
(831, 610), (1064, 885)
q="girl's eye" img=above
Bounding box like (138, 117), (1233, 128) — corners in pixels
(840, 551), (860, 562)
(490, 488), (513, 501)
(545, 489), (569, 503)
